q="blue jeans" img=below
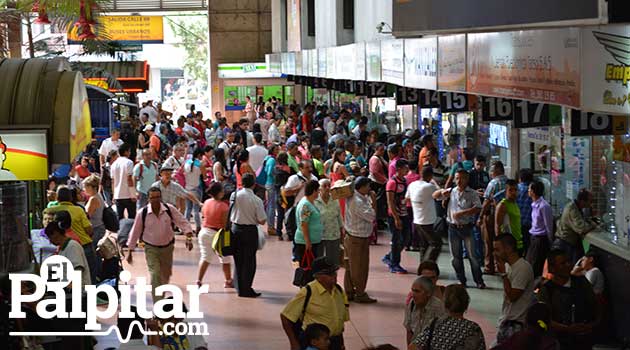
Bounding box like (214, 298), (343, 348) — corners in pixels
(137, 192), (149, 209)
(448, 224), (484, 285)
(185, 187), (202, 229)
(385, 216), (411, 267)
(265, 184), (277, 230)
(276, 202), (285, 237)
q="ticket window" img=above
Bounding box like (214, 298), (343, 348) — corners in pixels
(441, 112), (477, 167)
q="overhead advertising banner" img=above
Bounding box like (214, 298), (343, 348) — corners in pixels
(381, 39), (405, 86)
(218, 63), (282, 79)
(326, 47), (337, 79)
(266, 54), (282, 74)
(438, 34), (466, 92)
(467, 28), (580, 108)
(0, 130), (48, 181)
(355, 42), (366, 81)
(287, 0), (301, 52)
(582, 25), (630, 115)
(68, 16), (164, 44)
(337, 44), (356, 80)
(318, 48), (327, 78)
(404, 37), (437, 90)
(366, 41), (382, 82)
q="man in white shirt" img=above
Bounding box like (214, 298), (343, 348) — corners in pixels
(98, 128), (123, 172)
(247, 132), (268, 173)
(493, 233), (535, 345)
(268, 117), (281, 144)
(140, 100), (158, 123)
(111, 143), (136, 220)
(219, 132), (235, 169)
(284, 160), (318, 206)
(255, 114), (271, 143)
(406, 166), (441, 266)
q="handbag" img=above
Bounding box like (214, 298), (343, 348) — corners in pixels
(96, 231), (120, 260)
(292, 248), (314, 287)
(212, 194), (236, 257)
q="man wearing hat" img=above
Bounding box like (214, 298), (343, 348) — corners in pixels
(152, 164), (202, 210)
(281, 256), (350, 350)
(344, 176), (377, 303)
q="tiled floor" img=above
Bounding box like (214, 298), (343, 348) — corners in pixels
(97, 232), (505, 349)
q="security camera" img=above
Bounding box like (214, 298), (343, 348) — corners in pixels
(376, 22), (385, 33)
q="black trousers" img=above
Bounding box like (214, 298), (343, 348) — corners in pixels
(526, 235), (550, 277)
(232, 223), (258, 295)
(415, 224), (442, 264)
(115, 198), (136, 220)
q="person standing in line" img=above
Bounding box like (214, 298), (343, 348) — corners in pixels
(287, 142), (301, 174)
(433, 170), (486, 289)
(261, 144), (280, 236)
(387, 144), (403, 179)
(246, 132), (268, 174)
(294, 180), (324, 266)
(110, 143), (137, 220)
(98, 128), (123, 173)
(343, 177), (377, 303)
(126, 186), (194, 301)
(281, 256), (349, 350)
(283, 160), (318, 241)
(315, 179), (344, 263)
(197, 182), (233, 288)
(230, 173), (267, 298)
(554, 189), (597, 264)
(406, 166), (441, 266)
(274, 152), (292, 240)
(133, 149), (159, 209)
(517, 169), (534, 252)
(383, 159), (410, 274)
(255, 113), (271, 144)
(184, 148), (206, 233)
(404, 276), (446, 347)
(245, 96), (256, 126)
(495, 179), (524, 254)
(268, 116), (282, 145)
(493, 234), (535, 345)
(479, 160), (508, 274)
(526, 181), (554, 277)
(368, 143), (388, 229)
(417, 134), (434, 171)
(235, 149), (255, 190)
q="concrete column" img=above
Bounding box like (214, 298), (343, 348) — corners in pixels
(271, 0), (287, 52)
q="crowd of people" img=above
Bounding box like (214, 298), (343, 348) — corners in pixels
(5, 95), (610, 350)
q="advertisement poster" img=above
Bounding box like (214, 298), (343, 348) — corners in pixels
(366, 41), (382, 82)
(582, 25), (630, 115)
(404, 37), (437, 90)
(467, 28), (580, 108)
(318, 48), (328, 78)
(326, 47), (337, 79)
(68, 16), (163, 44)
(381, 39), (404, 86)
(355, 42), (366, 81)
(0, 131), (48, 181)
(336, 44), (356, 80)
(218, 63), (281, 79)
(287, 0), (301, 52)
(438, 34), (466, 92)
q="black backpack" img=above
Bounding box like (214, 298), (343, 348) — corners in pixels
(101, 193), (120, 232)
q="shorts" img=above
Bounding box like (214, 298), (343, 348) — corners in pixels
(198, 227), (232, 264)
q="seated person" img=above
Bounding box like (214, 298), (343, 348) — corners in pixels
(537, 249), (600, 350)
(30, 209), (59, 263)
(404, 276), (446, 347)
(491, 302), (560, 350)
(406, 261), (446, 304)
(44, 220), (91, 287)
(571, 250), (605, 297)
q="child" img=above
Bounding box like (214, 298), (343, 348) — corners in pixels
(303, 323), (330, 350)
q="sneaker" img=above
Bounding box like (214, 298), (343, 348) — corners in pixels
(381, 255), (391, 267)
(354, 293), (377, 304)
(390, 265), (408, 274)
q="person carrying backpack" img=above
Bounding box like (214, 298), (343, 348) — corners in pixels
(125, 186), (194, 302)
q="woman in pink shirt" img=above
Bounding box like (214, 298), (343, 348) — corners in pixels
(197, 182), (233, 288)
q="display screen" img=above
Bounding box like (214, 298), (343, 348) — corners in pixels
(489, 123), (509, 148)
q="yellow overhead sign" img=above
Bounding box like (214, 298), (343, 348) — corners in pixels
(68, 16), (164, 44)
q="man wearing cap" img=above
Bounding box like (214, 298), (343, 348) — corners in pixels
(344, 176), (377, 303)
(152, 164), (201, 209)
(133, 149), (159, 209)
(281, 256), (350, 350)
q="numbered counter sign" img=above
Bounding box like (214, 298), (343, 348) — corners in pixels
(570, 110), (629, 136)
(439, 92), (472, 112)
(481, 97), (514, 121)
(513, 101), (562, 128)
(419, 89), (441, 108)
(396, 86), (421, 105)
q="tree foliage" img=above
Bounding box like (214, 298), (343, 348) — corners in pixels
(166, 15), (208, 86)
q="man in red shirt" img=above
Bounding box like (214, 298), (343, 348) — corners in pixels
(145, 125), (161, 161)
(383, 158), (410, 274)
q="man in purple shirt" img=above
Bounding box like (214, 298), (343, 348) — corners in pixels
(525, 181), (553, 277)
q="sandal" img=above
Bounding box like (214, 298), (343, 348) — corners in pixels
(224, 279), (234, 288)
